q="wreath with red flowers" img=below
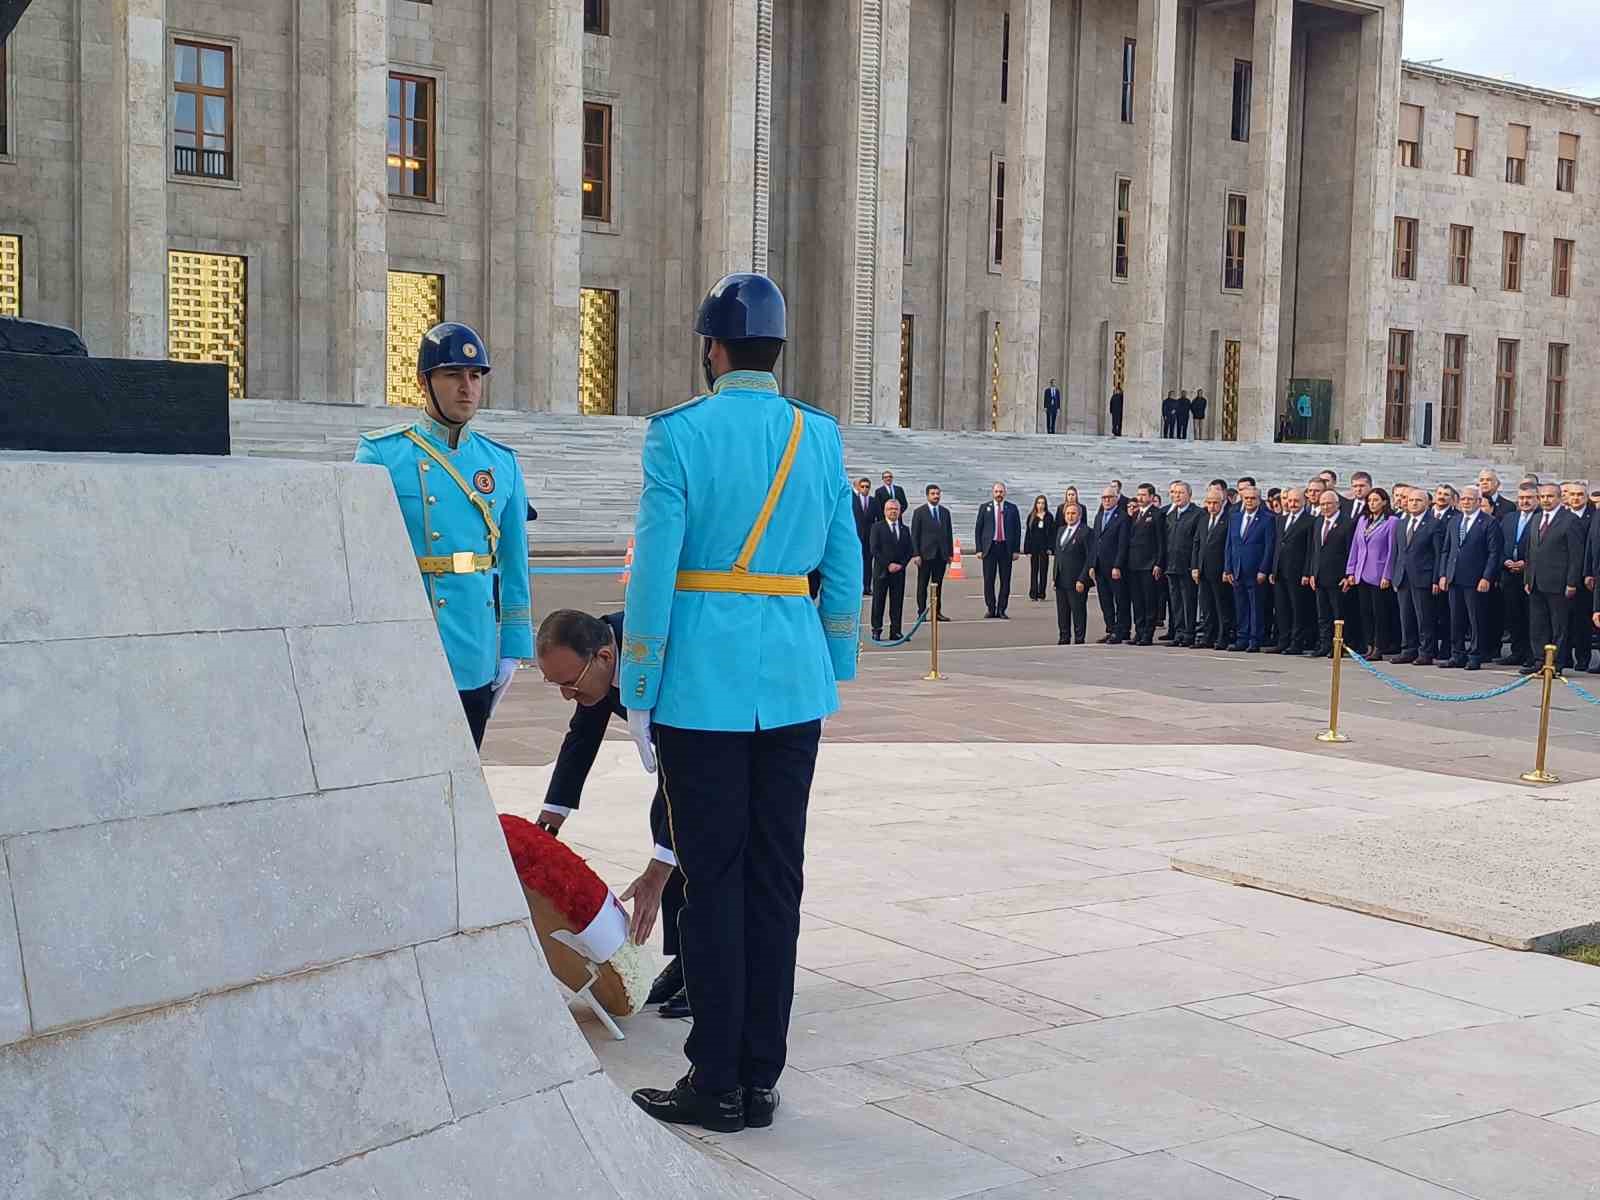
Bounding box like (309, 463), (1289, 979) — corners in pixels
(498, 814), (608, 930)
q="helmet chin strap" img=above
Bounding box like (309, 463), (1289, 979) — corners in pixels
(423, 374), (467, 445)
(702, 337), (718, 391)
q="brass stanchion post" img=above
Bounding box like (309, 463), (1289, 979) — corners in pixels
(1316, 618), (1351, 744)
(924, 583), (944, 681)
(1521, 643), (1560, 785)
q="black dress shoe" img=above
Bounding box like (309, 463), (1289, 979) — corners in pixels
(1415, 656), (1433, 667)
(659, 987), (691, 1019)
(1438, 659), (1463, 669)
(647, 958), (684, 1006)
(1107, 635), (1123, 644)
(1497, 654), (1522, 666)
(1519, 664), (1539, 676)
(937, 614), (951, 622)
(632, 1075), (745, 1133)
(745, 1087), (780, 1129)
(998, 611), (1009, 619)
(1465, 659), (1481, 671)
(1263, 645), (1283, 654)
(985, 611), (998, 619)
(1282, 647), (1302, 656)
(1392, 652), (1416, 664)
(1097, 635), (1113, 644)
(1245, 645), (1260, 653)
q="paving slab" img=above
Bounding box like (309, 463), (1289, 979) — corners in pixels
(880, 1087), (1128, 1176)
(1369, 946), (1600, 1016)
(1173, 795), (1600, 951)
(1257, 975), (1515, 1040)
(1364, 1110), (1600, 1200)
(1175, 1126), (1469, 1199)
(966, 1152), (1269, 1199)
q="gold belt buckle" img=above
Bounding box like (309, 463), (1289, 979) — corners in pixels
(451, 551), (476, 574)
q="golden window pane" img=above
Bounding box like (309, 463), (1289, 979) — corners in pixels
(386, 271), (444, 407)
(1221, 339), (1241, 442)
(898, 315), (913, 428)
(988, 320), (1002, 431)
(1111, 331), (1126, 392)
(166, 250), (246, 398)
(0, 235), (19, 317)
(579, 287), (618, 415)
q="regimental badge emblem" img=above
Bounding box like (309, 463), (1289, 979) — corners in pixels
(462, 341), (478, 359)
(473, 469), (495, 494)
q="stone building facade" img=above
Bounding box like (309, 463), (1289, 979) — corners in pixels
(0, 0), (1592, 470)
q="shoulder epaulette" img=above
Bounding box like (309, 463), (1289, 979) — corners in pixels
(360, 421), (413, 441)
(472, 429), (520, 456)
(647, 395), (710, 420)
(786, 397), (839, 423)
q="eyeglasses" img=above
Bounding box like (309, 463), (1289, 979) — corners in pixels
(544, 652), (599, 693)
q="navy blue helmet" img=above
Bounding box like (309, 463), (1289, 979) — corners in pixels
(417, 322), (492, 376)
(694, 273), (786, 343)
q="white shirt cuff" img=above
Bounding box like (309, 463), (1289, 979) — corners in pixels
(541, 805), (574, 817)
(651, 844), (678, 867)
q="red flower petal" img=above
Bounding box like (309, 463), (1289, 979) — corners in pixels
(498, 814), (608, 929)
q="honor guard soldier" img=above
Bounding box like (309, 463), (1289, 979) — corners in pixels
(354, 323), (533, 747)
(625, 273), (861, 1133)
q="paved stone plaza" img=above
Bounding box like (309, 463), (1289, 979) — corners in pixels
(484, 569), (1600, 1200)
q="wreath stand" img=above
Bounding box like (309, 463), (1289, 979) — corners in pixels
(524, 885), (633, 1041)
(551, 936), (626, 1042)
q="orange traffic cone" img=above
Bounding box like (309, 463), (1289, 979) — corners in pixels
(619, 537), (634, 586)
(948, 538), (966, 581)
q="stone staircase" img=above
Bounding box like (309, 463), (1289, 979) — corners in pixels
(232, 398), (1523, 553)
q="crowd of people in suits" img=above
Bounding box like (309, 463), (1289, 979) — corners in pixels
(853, 465), (1600, 677)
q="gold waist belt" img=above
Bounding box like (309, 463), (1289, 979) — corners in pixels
(418, 552), (496, 575)
(675, 569), (810, 596)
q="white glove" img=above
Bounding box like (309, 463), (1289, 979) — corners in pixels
(488, 658), (519, 716)
(626, 707), (657, 774)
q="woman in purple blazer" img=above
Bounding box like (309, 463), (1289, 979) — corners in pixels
(1345, 487), (1399, 659)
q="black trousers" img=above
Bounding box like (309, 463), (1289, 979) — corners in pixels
(871, 570), (906, 637)
(1430, 588), (1452, 659)
(1028, 552), (1051, 599)
(1567, 586), (1594, 669)
(1130, 569), (1161, 640)
(655, 719), (820, 1094)
(1275, 576), (1314, 650)
(1449, 585), (1487, 662)
(459, 683), (495, 749)
(1481, 581), (1505, 661)
(1357, 583), (1399, 655)
(917, 557), (948, 615)
(1232, 579), (1264, 647)
(1110, 410), (1123, 436)
(1315, 584), (1343, 653)
(650, 787), (688, 958)
(858, 537), (872, 593)
(1055, 582), (1088, 642)
(1045, 408), (1058, 434)
(982, 547), (1014, 614)
(1096, 572), (1129, 638)
(1502, 577), (1532, 664)
(1167, 572), (1198, 644)
(1530, 589), (1572, 669)
(1397, 584), (1435, 657)
(1176, 413), (1190, 439)
(1198, 572), (1233, 646)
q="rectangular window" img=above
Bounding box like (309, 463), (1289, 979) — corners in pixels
(1221, 339), (1241, 441)
(898, 315), (914, 428)
(1440, 334), (1465, 443)
(1393, 217), (1418, 280)
(1398, 102), (1423, 168)
(1454, 113), (1477, 177)
(0, 36), (9, 157)
(1120, 39), (1135, 124)
(1502, 231), (1523, 292)
(385, 271), (444, 407)
(1506, 123), (1528, 184)
(579, 287), (620, 416)
(1112, 330), (1127, 392)
(0, 233), (19, 317)
(582, 102), (612, 221)
(167, 250), (246, 399)
(583, 0), (608, 35)
(1000, 13), (1009, 104)
(1223, 193), (1247, 290)
(989, 157), (1006, 268)
(1385, 330), (1411, 441)
(1493, 339), (1518, 445)
(1553, 238), (1573, 298)
(1231, 60), (1252, 143)
(1545, 343), (1567, 447)
(172, 39), (234, 181)
(386, 73), (436, 200)
(1449, 224), (1472, 286)
(1557, 132), (1578, 192)
(1113, 176), (1131, 280)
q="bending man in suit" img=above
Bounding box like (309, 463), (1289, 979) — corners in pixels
(535, 609), (689, 1015)
(1163, 481), (1202, 646)
(1524, 483), (1583, 676)
(1091, 484), (1131, 642)
(1391, 487), (1445, 666)
(911, 483), (955, 620)
(1053, 502), (1093, 644)
(1224, 483), (1277, 652)
(975, 481), (1022, 618)
(870, 499), (916, 641)
(1437, 485), (1502, 670)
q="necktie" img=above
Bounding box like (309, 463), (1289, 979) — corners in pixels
(1324, 518), (1333, 543)
(1242, 513), (1251, 536)
(1541, 513), (1551, 539)
(1461, 517), (1471, 544)
(1408, 517), (1417, 545)
(994, 505), (1002, 541)
(1209, 516), (1218, 534)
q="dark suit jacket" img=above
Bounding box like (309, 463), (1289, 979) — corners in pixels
(1052, 522), (1093, 589)
(870, 520), (914, 582)
(1165, 504), (1203, 574)
(851, 491), (876, 544)
(1109, 391), (1124, 416)
(1310, 513), (1357, 588)
(1023, 512), (1057, 554)
(911, 503), (954, 561)
(1127, 505), (1167, 573)
(1484, 493), (1515, 520)
(1194, 511), (1229, 580)
(1225, 508), (1276, 580)
(1441, 512), (1503, 587)
(1526, 509), (1585, 594)
(1090, 505), (1129, 573)
(871, 484), (909, 522)
(975, 500), (1022, 555)
(1391, 511), (1445, 590)
(1190, 393), (1208, 419)
(1273, 511), (1315, 581)
(1043, 387), (1061, 412)
(1500, 509), (1536, 583)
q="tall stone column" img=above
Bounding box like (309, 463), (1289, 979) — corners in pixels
(867, 0), (911, 426)
(699, 0), (757, 291)
(293, 0), (333, 402)
(77, 0), (167, 359)
(482, 0), (522, 403)
(329, 0), (388, 405)
(996, 0), (1049, 433)
(1239, 0), (1293, 443)
(520, 0), (582, 411)
(1343, 5), (1401, 443)
(1126, 0), (1178, 438)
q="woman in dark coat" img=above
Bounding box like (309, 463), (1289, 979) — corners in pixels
(1023, 494), (1056, 601)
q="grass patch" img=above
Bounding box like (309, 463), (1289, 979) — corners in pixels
(1560, 945), (1600, 967)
